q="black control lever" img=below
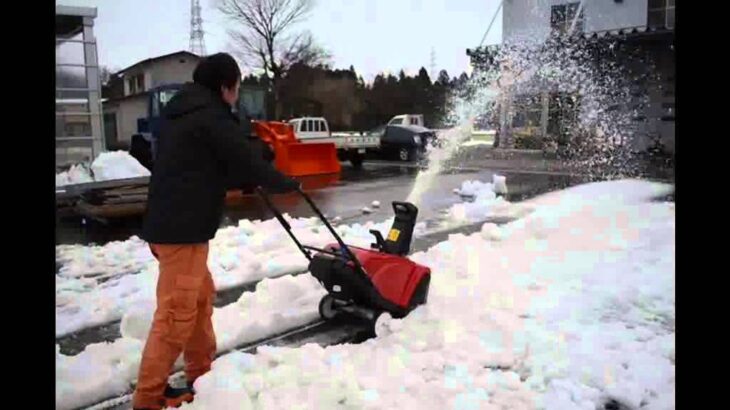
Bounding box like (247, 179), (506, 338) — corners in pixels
(369, 229), (386, 251)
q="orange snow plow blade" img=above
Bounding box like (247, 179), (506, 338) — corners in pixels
(252, 121), (341, 177)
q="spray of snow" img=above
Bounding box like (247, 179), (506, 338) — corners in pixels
(405, 65), (503, 207)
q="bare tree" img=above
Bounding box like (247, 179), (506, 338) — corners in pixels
(99, 66), (115, 85)
(217, 0), (331, 118)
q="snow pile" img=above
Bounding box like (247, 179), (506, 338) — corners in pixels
(56, 338), (143, 410)
(56, 274), (326, 410)
(56, 216), (426, 337)
(448, 179), (519, 222)
(55, 151), (150, 187)
(56, 236), (153, 279)
(493, 174), (508, 195)
(179, 179), (674, 410)
(56, 164), (93, 187)
(91, 150), (150, 181)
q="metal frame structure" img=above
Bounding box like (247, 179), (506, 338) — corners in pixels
(56, 5), (105, 168)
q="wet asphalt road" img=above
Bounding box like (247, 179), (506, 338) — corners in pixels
(56, 161), (586, 246)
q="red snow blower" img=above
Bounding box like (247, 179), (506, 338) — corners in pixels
(256, 187), (431, 325)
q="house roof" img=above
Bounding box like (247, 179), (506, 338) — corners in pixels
(56, 5), (97, 18)
(583, 25), (674, 40)
(117, 51), (200, 76)
(103, 91), (149, 105)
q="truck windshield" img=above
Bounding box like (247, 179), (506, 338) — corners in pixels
(159, 90), (177, 108)
(152, 89), (179, 116)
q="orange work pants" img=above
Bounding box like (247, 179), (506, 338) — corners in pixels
(132, 243), (216, 409)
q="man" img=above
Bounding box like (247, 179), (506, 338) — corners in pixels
(133, 53), (299, 410)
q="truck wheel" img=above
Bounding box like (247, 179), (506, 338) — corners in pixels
(399, 147), (413, 162)
(350, 152), (364, 169)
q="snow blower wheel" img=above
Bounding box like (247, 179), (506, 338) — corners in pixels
(318, 295), (339, 320)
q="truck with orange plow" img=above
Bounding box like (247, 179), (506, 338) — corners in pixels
(132, 84), (341, 178)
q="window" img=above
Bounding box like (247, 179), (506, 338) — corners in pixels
(313, 120), (320, 132)
(56, 115), (92, 138)
(57, 66), (87, 89)
(410, 117), (419, 125)
(390, 117), (403, 125)
(648, 0), (675, 29)
(320, 120), (328, 133)
(301, 120), (309, 132)
(56, 31), (84, 65)
(127, 73), (145, 95)
(551, 2), (584, 35)
(308, 119), (315, 132)
(136, 74), (145, 92)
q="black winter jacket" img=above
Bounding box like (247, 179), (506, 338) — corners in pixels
(142, 83), (298, 244)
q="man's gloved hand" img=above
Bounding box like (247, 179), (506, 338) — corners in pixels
(266, 177), (300, 194)
(262, 144), (275, 162)
(247, 136), (275, 163)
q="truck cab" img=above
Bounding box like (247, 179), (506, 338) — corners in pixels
(288, 117), (379, 168)
(129, 84), (266, 169)
(289, 117), (330, 141)
(388, 114), (425, 128)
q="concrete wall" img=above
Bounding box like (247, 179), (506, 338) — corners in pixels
(149, 56), (199, 88)
(503, 0), (650, 42)
(104, 95), (147, 147)
(120, 54), (199, 97)
(584, 0), (648, 32)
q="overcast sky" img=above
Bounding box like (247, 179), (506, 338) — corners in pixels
(58, 0), (503, 81)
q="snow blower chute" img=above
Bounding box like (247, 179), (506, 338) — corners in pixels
(256, 187), (431, 327)
(252, 121), (341, 177)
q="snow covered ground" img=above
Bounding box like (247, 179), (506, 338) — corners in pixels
(55, 217), (422, 337)
(56, 179), (514, 409)
(56, 178), (674, 410)
(55, 151), (150, 187)
(55, 178), (511, 338)
(176, 179), (674, 410)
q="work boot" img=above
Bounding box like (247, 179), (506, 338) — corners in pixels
(163, 383), (195, 408)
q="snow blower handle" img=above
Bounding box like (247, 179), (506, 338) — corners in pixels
(295, 187), (367, 275)
(256, 186), (366, 273)
(255, 186), (313, 261)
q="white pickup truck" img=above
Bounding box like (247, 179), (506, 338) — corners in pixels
(288, 117), (379, 168)
(387, 114), (425, 127)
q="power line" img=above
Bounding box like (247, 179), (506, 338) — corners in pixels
(479, 0), (504, 48)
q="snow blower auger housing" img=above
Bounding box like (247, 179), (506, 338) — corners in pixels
(256, 187), (431, 325)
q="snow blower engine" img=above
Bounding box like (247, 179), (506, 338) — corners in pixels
(257, 187), (431, 325)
